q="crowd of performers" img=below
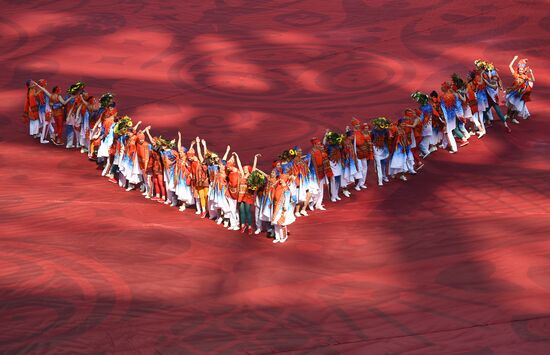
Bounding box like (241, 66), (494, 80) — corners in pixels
(22, 57), (534, 244)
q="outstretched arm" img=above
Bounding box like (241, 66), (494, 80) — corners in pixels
(322, 128), (329, 145)
(222, 145), (231, 161)
(177, 132), (182, 152)
(32, 81), (52, 97)
(133, 121), (142, 131)
(529, 68), (535, 82)
(196, 137), (204, 162)
(509, 55), (518, 75)
(233, 152), (244, 174)
(145, 126), (155, 145)
(253, 153), (261, 171)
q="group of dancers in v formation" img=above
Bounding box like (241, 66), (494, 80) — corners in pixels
(23, 56), (534, 244)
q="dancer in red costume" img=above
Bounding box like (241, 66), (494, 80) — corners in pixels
(191, 136), (210, 218)
(506, 55), (535, 123)
(309, 137), (332, 210)
(23, 81), (42, 139)
(137, 126), (153, 199)
(233, 152), (260, 234)
(351, 118), (373, 190)
(271, 174), (294, 244)
(144, 129), (167, 203)
(32, 81), (74, 145)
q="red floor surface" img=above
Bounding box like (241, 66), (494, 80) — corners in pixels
(2, 1), (550, 354)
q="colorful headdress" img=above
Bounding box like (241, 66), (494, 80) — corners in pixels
(451, 73), (466, 90)
(247, 170), (266, 191)
(351, 117), (360, 126)
(67, 81), (85, 95)
(474, 59), (494, 72)
(372, 117), (391, 129)
(325, 131), (344, 145)
(100, 92), (115, 108)
(37, 79), (47, 86)
(114, 115), (133, 135)
(411, 91), (429, 105)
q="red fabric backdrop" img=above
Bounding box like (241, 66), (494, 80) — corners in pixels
(1, 0), (550, 353)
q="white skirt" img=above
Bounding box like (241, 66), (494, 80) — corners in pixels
(373, 146), (389, 160)
(329, 160), (343, 177)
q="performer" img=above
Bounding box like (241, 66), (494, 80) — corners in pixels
(137, 126), (153, 199)
(478, 60), (511, 133)
(224, 154), (241, 230)
(351, 118), (373, 190)
(341, 129), (359, 196)
(190, 136), (209, 218)
(271, 174), (295, 244)
(308, 137), (331, 211)
(174, 132), (194, 210)
(451, 74), (473, 143)
(506, 55), (534, 123)
(233, 153), (260, 234)
(290, 147), (313, 216)
(160, 138), (178, 206)
(97, 106), (118, 177)
(323, 130), (345, 201)
(439, 82), (461, 153)
(371, 118), (390, 186)
(78, 94), (99, 153)
(401, 109), (424, 170)
(465, 72), (486, 138)
(411, 91), (435, 158)
(32, 81), (74, 145)
(23, 81), (42, 139)
(203, 140), (230, 222)
(144, 129), (167, 203)
(389, 118), (416, 181)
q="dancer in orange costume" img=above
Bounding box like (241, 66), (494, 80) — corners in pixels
(33, 81), (74, 145)
(23, 80), (42, 138)
(506, 56), (535, 123)
(351, 118), (373, 190)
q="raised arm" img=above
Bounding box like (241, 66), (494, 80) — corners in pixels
(133, 121), (142, 131)
(529, 68), (535, 82)
(32, 81), (52, 97)
(233, 152), (244, 174)
(322, 128), (329, 145)
(201, 139), (208, 156)
(196, 137), (204, 162)
(177, 131), (182, 152)
(145, 127), (155, 145)
(222, 145), (231, 161)
(252, 153), (261, 171)
(509, 55), (518, 75)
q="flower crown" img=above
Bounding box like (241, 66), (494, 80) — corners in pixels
(411, 91), (429, 105)
(372, 117), (391, 129)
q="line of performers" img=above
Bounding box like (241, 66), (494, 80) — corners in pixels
(22, 56), (534, 244)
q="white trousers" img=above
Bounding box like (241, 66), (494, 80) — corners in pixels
(418, 136), (431, 155)
(445, 124), (458, 152)
(374, 158), (387, 185)
(224, 198), (239, 227)
(29, 119), (40, 136)
(255, 203), (263, 230)
(274, 225), (286, 242)
(330, 176), (340, 199)
(357, 158), (368, 186)
(311, 178), (326, 208)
